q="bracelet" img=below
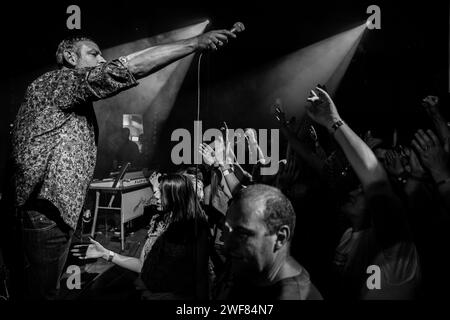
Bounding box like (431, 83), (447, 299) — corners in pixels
(222, 168), (234, 176)
(107, 250), (115, 262)
(331, 120), (344, 132)
(436, 177), (450, 187)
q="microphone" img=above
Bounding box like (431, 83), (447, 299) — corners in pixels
(230, 22), (245, 34)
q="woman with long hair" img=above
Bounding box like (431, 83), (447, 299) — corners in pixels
(72, 173), (210, 300)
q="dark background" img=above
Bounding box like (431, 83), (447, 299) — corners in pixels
(1, 0), (449, 183)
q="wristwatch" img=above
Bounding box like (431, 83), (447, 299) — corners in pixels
(107, 250), (115, 262)
(222, 167), (234, 176)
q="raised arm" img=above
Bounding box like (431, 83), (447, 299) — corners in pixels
(125, 30), (236, 79)
(306, 86), (387, 189)
(245, 128), (268, 165)
(274, 107), (325, 174)
(412, 129), (450, 211)
(421, 95), (450, 144)
(199, 141), (239, 196)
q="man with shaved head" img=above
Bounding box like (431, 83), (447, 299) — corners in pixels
(223, 184), (322, 300)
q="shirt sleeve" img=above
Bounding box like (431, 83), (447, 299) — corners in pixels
(49, 58), (138, 110)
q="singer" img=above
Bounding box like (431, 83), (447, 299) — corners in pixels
(11, 24), (241, 300)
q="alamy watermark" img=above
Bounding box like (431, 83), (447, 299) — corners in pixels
(171, 121), (280, 176)
(66, 265), (81, 290)
(366, 265), (381, 290)
(66, 5), (81, 30)
(366, 5), (381, 30)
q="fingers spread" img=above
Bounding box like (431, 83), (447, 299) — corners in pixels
(414, 131), (428, 149)
(315, 86), (329, 99)
(419, 129), (433, 146)
(426, 129), (440, 146)
(411, 140), (423, 154)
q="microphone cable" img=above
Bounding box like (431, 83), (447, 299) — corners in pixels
(193, 51), (204, 300)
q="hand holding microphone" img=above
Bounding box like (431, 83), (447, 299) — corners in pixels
(230, 22), (245, 34)
(198, 22), (245, 51)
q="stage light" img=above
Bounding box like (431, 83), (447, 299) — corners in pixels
(209, 22), (367, 127)
(260, 23), (367, 118)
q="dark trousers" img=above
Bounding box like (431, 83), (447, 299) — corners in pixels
(20, 204), (73, 300)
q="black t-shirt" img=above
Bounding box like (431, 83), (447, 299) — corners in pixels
(227, 268), (323, 300)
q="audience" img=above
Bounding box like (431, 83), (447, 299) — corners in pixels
(72, 86), (449, 300)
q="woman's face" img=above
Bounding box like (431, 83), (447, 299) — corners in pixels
(196, 180), (204, 203)
(153, 186), (163, 211)
(187, 174), (204, 203)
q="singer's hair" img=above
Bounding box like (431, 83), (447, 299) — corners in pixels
(55, 35), (95, 68)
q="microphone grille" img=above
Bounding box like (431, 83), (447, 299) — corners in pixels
(232, 22), (245, 33)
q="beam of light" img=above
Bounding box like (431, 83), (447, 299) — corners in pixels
(94, 20), (208, 173)
(326, 26), (366, 96)
(209, 23), (367, 130)
(261, 23), (367, 119)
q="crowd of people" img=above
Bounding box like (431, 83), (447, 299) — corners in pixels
(2, 26), (449, 301)
(72, 85), (450, 300)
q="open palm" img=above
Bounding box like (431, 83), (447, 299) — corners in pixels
(71, 238), (107, 260)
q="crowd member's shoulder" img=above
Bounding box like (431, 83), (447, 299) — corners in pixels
(277, 268), (323, 300)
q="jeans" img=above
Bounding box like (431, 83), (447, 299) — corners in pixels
(21, 207), (73, 300)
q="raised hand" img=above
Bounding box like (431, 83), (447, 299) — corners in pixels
(411, 129), (450, 179)
(383, 150), (406, 177)
(276, 155), (300, 189)
(274, 104), (287, 126)
(196, 30), (237, 51)
(402, 147), (426, 178)
(199, 143), (216, 166)
(422, 95), (440, 116)
(71, 237), (108, 260)
(244, 128), (258, 145)
(224, 135), (236, 165)
(306, 86), (341, 129)
(214, 136), (227, 166)
(149, 171), (161, 189)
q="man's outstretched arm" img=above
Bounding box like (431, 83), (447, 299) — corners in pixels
(125, 30), (236, 79)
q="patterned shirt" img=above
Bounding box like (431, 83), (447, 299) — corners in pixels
(12, 59), (138, 229)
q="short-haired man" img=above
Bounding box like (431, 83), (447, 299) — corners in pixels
(222, 184), (322, 300)
(12, 29), (237, 299)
